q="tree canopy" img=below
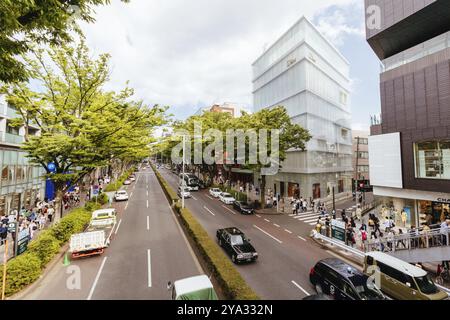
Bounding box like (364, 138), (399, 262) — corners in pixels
(0, 0), (129, 83)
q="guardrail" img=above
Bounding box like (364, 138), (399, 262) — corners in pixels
(311, 230), (450, 297)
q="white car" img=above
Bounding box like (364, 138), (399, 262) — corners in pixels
(219, 192), (235, 205)
(114, 190), (129, 201)
(129, 175), (136, 182)
(123, 179), (132, 185)
(178, 186), (191, 199)
(209, 188), (222, 198)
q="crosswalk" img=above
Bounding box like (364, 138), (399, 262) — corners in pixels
(289, 211), (345, 226)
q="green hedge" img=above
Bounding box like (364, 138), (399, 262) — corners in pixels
(0, 206), (97, 298)
(104, 168), (135, 192)
(151, 163), (179, 203)
(152, 166), (259, 300)
(90, 193), (109, 206)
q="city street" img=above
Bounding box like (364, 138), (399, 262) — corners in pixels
(20, 168), (202, 300)
(158, 168), (342, 299)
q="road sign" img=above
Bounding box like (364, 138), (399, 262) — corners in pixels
(48, 162), (56, 173)
(331, 219), (345, 242)
(17, 229), (30, 256)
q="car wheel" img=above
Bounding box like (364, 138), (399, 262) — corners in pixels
(315, 284), (323, 294)
(231, 255), (237, 264)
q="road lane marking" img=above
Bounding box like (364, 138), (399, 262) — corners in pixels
(264, 219), (270, 223)
(206, 195), (214, 200)
(130, 192), (133, 198)
(222, 205), (237, 215)
(291, 280), (310, 296)
(124, 202), (129, 211)
(304, 218), (321, 223)
(87, 257), (108, 300)
(298, 236), (307, 242)
(147, 216), (150, 230)
(285, 229), (292, 234)
(203, 206), (216, 216)
(253, 225), (282, 244)
(147, 249), (152, 288)
(274, 224), (280, 228)
(147, 190), (148, 196)
(146, 200), (149, 208)
(256, 214), (261, 218)
(115, 219), (122, 235)
(192, 195), (197, 201)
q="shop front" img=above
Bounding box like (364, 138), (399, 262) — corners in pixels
(418, 198), (450, 226)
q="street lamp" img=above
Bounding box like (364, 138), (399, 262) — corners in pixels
(13, 186), (23, 257)
(182, 135), (186, 209)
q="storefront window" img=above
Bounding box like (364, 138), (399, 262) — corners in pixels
(415, 140), (450, 179)
(1, 166), (8, 181)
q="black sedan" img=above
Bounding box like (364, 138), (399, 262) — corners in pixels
(233, 201), (254, 215)
(216, 228), (258, 264)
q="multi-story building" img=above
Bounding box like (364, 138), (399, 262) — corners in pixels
(352, 130), (371, 191)
(366, 0), (450, 228)
(0, 96), (45, 217)
(252, 16), (353, 200)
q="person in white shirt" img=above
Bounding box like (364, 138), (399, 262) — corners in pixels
(39, 214), (46, 230)
(440, 220), (449, 245)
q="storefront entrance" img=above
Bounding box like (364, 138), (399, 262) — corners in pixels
(418, 200), (450, 226)
(288, 183), (300, 198)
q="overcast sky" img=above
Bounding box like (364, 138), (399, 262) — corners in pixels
(80, 0), (381, 131)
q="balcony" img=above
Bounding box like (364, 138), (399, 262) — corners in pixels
(0, 132), (24, 145)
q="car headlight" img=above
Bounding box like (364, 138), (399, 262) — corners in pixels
(237, 254), (244, 259)
(253, 252), (258, 256)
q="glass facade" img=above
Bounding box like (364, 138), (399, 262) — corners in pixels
(415, 140), (450, 179)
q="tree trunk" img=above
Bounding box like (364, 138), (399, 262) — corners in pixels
(53, 189), (64, 223)
(260, 175), (266, 209)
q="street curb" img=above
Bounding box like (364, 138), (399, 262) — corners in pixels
(9, 243), (69, 300)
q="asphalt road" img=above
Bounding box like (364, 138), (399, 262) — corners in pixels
(20, 168), (202, 300)
(159, 168), (338, 300)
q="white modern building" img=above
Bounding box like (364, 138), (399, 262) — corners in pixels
(252, 16), (353, 200)
(0, 95), (45, 217)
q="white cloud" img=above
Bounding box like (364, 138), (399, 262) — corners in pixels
(80, 0), (361, 119)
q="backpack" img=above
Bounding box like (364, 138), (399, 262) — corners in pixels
(361, 231), (367, 241)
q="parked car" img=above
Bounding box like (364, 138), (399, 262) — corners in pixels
(219, 192), (235, 205)
(114, 190), (129, 201)
(209, 188), (222, 198)
(310, 258), (386, 300)
(178, 186), (191, 199)
(363, 251), (448, 300)
(123, 179), (132, 185)
(233, 201), (254, 215)
(129, 175), (136, 182)
(216, 228), (258, 264)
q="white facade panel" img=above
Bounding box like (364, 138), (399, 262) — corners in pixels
(369, 132), (403, 189)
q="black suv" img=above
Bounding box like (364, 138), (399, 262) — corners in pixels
(216, 228), (258, 264)
(310, 258), (385, 300)
(233, 201), (254, 215)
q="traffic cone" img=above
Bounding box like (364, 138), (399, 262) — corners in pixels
(63, 252), (71, 266)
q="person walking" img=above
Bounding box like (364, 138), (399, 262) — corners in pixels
(39, 214), (46, 230)
(440, 220), (449, 246)
(47, 206), (55, 223)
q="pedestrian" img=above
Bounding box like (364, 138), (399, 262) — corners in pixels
(0, 223), (7, 246)
(296, 200), (301, 215)
(39, 214), (46, 230)
(346, 225), (355, 247)
(302, 199), (307, 212)
(360, 228), (368, 251)
(47, 206), (54, 223)
(350, 217), (356, 229)
(440, 220), (449, 246)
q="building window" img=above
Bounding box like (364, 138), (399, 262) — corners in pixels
(1, 166), (7, 181)
(355, 137), (368, 145)
(339, 92), (348, 105)
(415, 140), (450, 179)
(355, 151), (369, 159)
(357, 165), (370, 173)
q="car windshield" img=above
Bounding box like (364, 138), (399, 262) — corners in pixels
(350, 275), (384, 300)
(230, 235), (244, 246)
(118, 191), (127, 195)
(223, 194), (233, 198)
(414, 275), (439, 294)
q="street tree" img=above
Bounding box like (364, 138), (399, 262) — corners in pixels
(1, 40), (166, 220)
(0, 0), (129, 83)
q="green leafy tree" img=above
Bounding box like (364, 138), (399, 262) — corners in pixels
(1, 40), (166, 221)
(0, 0), (129, 83)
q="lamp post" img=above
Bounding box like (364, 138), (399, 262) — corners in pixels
(13, 187), (23, 257)
(182, 135), (186, 209)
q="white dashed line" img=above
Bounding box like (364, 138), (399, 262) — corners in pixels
(298, 236), (307, 242)
(264, 219), (270, 223)
(273, 224), (280, 228)
(191, 195), (197, 201)
(124, 202), (129, 211)
(256, 214), (261, 218)
(147, 216), (150, 230)
(222, 205), (237, 215)
(146, 200), (149, 208)
(291, 280), (310, 296)
(285, 229), (292, 234)
(203, 206), (216, 216)
(253, 225), (282, 244)
(147, 249), (152, 288)
(206, 195), (214, 200)
(115, 219), (122, 235)
(87, 257), (108, 300)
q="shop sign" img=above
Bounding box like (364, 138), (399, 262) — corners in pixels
(331, 219), (345, 242)
(437, 198), (450, 204)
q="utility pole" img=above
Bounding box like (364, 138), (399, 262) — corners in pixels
(354, 136), (360, 199)
(182, 135), (185, 209)
(2, 239), (8, 300)
(13, 191), (22, 257)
